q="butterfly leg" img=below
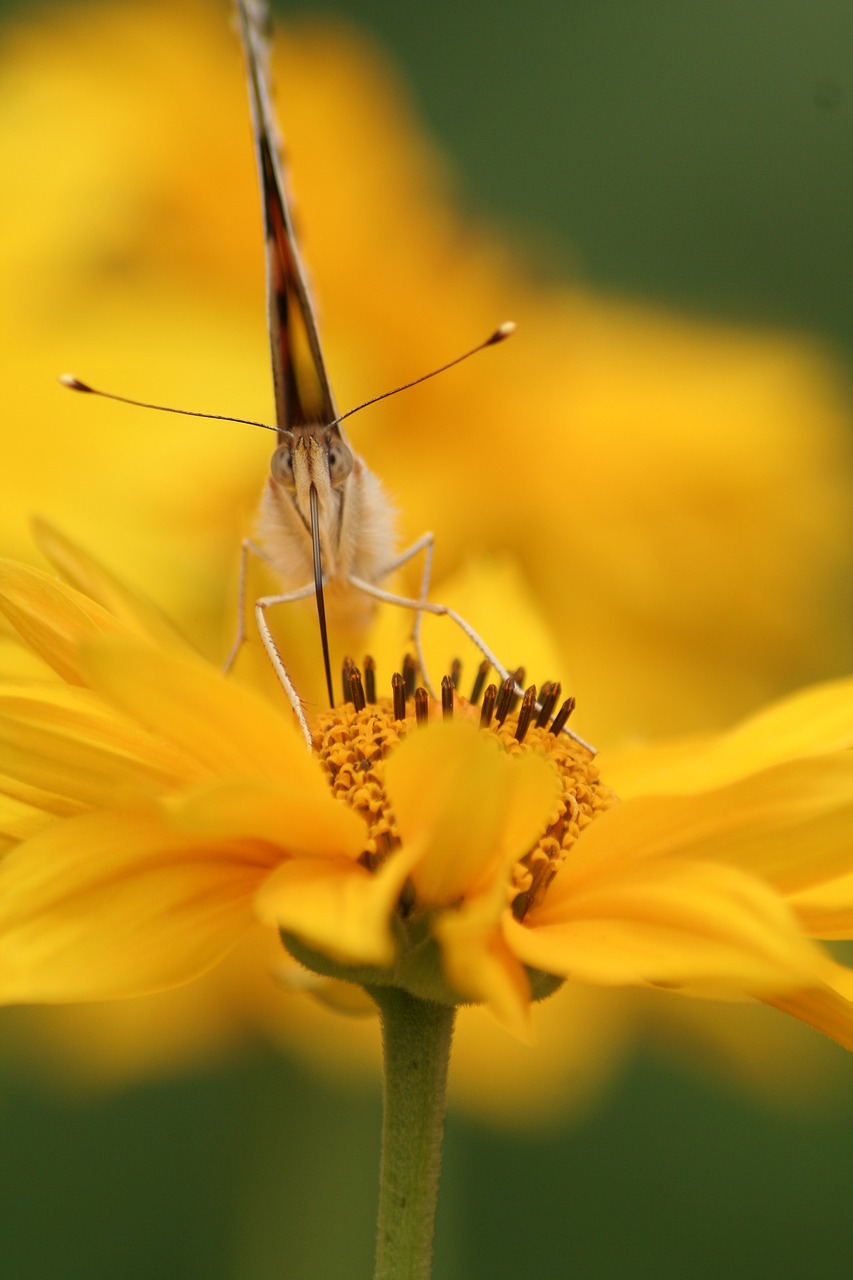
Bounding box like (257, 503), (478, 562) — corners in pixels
(223, 541), (317, 749)
(351, 570), (511, 686)
(254, 582), (322, 749)
(223, 538), (277, 675)
(348, 573), (596, 753)
(375, 532), (436, 696)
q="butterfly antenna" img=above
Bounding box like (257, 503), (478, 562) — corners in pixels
(59, 321), (515, 435)
(330, 321), (515, 428)
(58, 374), (278, 433)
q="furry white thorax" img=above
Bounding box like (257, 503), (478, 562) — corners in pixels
(257, 450), (396, 630)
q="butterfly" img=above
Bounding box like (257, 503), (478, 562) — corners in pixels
(229, 0), (533, 748)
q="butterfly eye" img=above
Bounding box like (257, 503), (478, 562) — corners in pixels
(270, 445), (295, 488)
(327, 440), (354, 486)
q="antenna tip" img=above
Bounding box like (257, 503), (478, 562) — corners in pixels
(488, 321), (516, 345)
(59, 374), (92, 393)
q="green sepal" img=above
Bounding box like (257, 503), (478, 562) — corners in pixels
(280, 918), (566, 1012)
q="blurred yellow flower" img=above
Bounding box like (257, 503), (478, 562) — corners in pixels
(3, 0), (853, 1116)
(2, 0), (851, 740)
(1, 544), (852, 1066)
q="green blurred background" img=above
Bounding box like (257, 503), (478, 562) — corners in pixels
(329, 0), (853, 362)
(1, 1), (852, 1276)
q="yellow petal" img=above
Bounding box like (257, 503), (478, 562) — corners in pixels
(435, 904), (534, 1041)
(384, 720), (560, 905)
(0, 789), (58, 849)
(598, 730), (715, 799)
(767, 957), (853, 1051)
(78, 637), (324, 789)
(0, 811), (267, 1002)
(0, 682), (200, 806)
(556, 754), (853, 898)
(710, 676), (853, 769)
(0, 742), (93, 845)
(786, 873), (853, 939)
(255, 854), (411, 967)
(32, 519), (196, 655)
(509, 857), (824, 995)
(0, 770), (87, 820)
(0, 559), (131, 684)
(163, 777), (366, 860)
(604, 676), (853, 798)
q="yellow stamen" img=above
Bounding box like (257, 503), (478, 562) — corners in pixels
(312, 691), (616, 907)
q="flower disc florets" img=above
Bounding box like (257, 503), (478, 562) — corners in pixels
(311, 660), (616, 944)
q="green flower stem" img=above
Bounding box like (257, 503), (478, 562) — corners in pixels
(368, 986), (457, 1280)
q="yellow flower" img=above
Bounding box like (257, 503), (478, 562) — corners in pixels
(1, 544), (852, 1058)
(3, 0), (853, 1111)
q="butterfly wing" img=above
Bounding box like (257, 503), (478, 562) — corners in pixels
(237, 0), (337, 437)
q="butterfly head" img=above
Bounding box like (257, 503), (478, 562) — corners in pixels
(270, 424), (354, 546)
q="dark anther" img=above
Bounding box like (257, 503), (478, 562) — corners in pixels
(349, 667), (366, 712)
(535, 681), (552, 722)
(364, 655), (376, 704)
(549, 695), (577, 736)
(480, 683), (497, 728)
(441, 675), (454, 720)
(515, 685), (537, 743)
(509, 667), (525, 712)
(511, 889), (530, 922)
(470, 660), (490, 706)
(415, 687), (429, 726)
(392, 672), (407, 721)
(342, 656), (356, 704)
(402, 653), (417, 699)
(495, 676), (516, 724)
(450, 658), (462, 690)
(512, 860), (552, 921)
(535, 681), (561, 729)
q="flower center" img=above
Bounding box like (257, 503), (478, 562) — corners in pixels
(313, 658), (617, 919)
